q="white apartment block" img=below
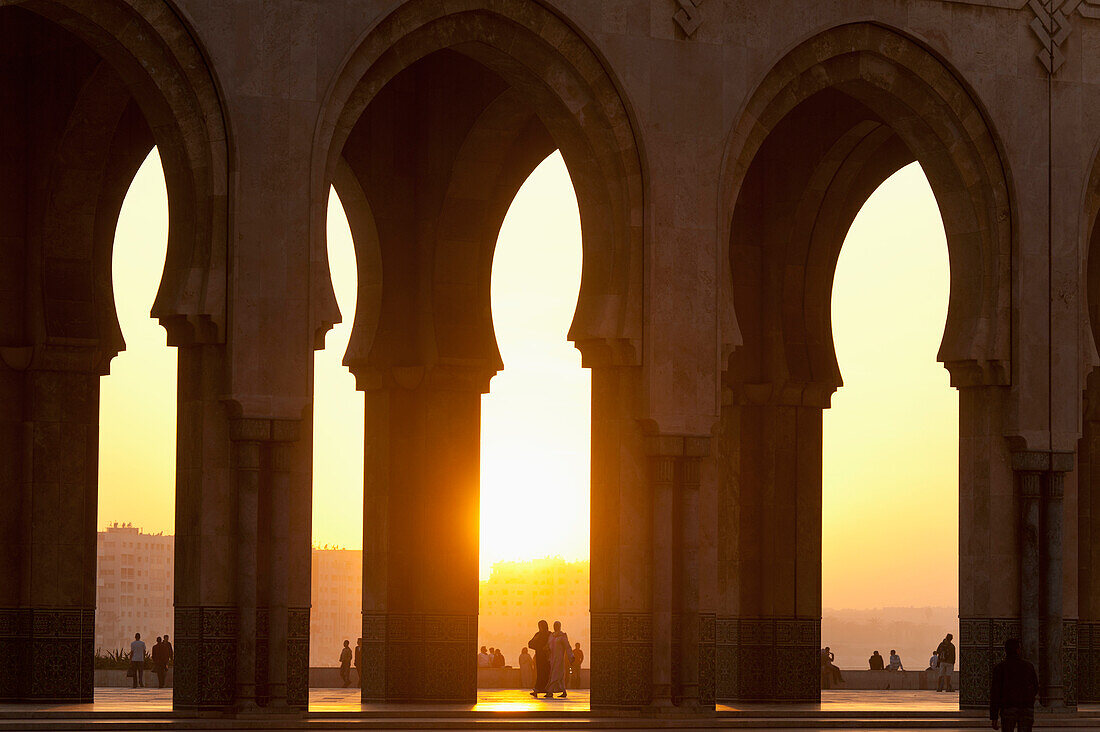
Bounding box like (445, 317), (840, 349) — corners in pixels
(95, 524), (174, 652)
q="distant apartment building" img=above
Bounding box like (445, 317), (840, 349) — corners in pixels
(95, 524), (174, 652)
(479, 558), (589, 668)
(310, 547), (363, 667)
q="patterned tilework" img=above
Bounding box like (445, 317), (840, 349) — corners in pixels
(173, 606), (238, 710)
(0, 608), (94, 702)
(590, 612), (652, 708)
(715, 616), (819, 702)
(361, 613), (477, 702)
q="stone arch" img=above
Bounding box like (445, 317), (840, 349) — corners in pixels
(720, 22), (1013, 397)
(2, 0), (231, 349)
(714, 22), (1015, 705)
(311, 0), (645, 370)
(0, 0), (229, 705)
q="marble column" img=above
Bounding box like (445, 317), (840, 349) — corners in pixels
(715, 391), (822, 703)
(1008, 449), (1073, 709)
(357, 366), (483, 703)
(1077, 379), (1100, 702)
(0, 351), (101, 703)
(588, 362), (653, 709)
(228, 417), (307, 712)
(645, 435), (712, 710)
(172, 344), (237, 711)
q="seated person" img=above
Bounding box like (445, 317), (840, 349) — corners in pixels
(869, 650), (885, 671)
(887, 650), (904, 671)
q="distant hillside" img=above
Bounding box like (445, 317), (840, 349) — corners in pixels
(822, 606), (958, 670)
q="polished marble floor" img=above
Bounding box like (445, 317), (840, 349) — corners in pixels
(0, 687), (971, 714)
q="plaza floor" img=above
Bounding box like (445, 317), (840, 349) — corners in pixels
(1, 689), (1098, 730)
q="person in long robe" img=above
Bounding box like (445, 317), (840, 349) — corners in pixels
(528, 620), (551, 698)
(518, 647), (535, 689)
(546, 621), (575, 698)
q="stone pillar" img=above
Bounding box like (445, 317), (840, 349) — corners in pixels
(357, 366), (483, 703)
(228, 417), (307, 712)
(1005, 449), (1073, 710)
(645, 435), (712, 710)
(715, 391), (822, 703)
(0, 350), (101, 703)
(956, 381), (1015, 709)
(173, 344), (237, 711)
(588, 362), (653, 709)
(1077, 377), (1100, 702)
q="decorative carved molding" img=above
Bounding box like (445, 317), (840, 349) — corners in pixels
(673, 0), (703, 37)
(1027, 0), (1092, 73)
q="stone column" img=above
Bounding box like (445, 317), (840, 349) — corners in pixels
(1077, 378), (1100, 702)
(173, 344), (237, 712)
(0, 348), (102, 703)
(588, 362), (653, 709)
(956, 381), (1015, 709)
(1007, 449), (1073, 709)
(715, 390), (822, 704)
(357, 366), (483, 703)
(228, 417), (307, 712)
(645, 435), (711, 710)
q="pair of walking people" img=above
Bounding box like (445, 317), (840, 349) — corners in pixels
(527, 620), (574, 699)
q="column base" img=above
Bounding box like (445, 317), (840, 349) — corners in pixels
(361, 613), (476, 703)
(715, 616), (819, 703)
(173, 606), (238, 711)
(960, 617), (1019, 708)
(0, 608), (94, 703)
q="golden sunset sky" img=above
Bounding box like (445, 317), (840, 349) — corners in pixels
(99, 152), (956, 608)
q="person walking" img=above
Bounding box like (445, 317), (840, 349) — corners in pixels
(528, 620), (551, 698)
(546, 621), (575, 699)
(151, 636), (169, 688)
(936, 633), (956, 692)
(354, 638), (363, 688)
(130, 632), (147, 689)
(518, 648), (535, 689)
(990, 638), (1038, 732)
(569, 643), (584, 689)
(339, 640), (353, 687)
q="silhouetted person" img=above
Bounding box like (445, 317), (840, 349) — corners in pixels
(163, 634), (173, 670)
(130, 632), (147, 688)
(151, 637), (169, 688)
(990, 638), (1038, 732)
(478, 646), (491, 668)
(528, 620), (551, 698)
(936, 633), (956, 692)
(354, 638), (363, 688)
(821, 646), (843, 685)
(929, 649), (939, 671)
(869, 651), (885, 671)
(569, 643), (584, 689)
(888, 650), (904, 671)
(492, 648), (505, 668)
(519, 648), (535, 688)
(339, 640), (353, 687)
(547, 621), (574, 699)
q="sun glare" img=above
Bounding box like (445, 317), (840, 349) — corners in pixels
(480, 151), (589, 578)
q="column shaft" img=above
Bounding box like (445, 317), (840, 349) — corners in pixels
(361, 378), (480, 703)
